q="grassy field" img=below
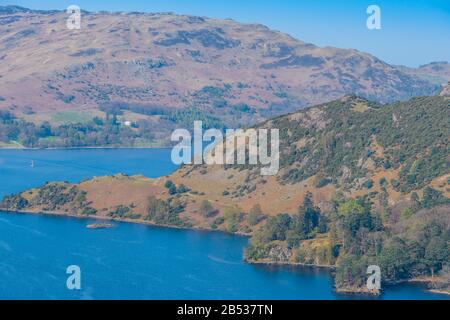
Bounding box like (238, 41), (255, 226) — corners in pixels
(21, 109), (106, 125)
(50, 111), (95, 124)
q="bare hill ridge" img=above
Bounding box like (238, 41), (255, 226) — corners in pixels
(0, 5), (444, 128)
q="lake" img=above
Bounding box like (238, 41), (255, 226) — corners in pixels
(0, 149), (448, 300)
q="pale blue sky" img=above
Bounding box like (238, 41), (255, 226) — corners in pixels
(1, 0), (449, 67)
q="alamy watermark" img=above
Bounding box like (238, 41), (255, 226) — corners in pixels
(171, 121), (279, 176)
(66, 5), (81, 30)
(66, 265), (81, 290)
(367, 5), (381, 30)
(367, 265), (381, 290)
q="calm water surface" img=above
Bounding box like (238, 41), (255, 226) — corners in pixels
(0, 149), (448, 299)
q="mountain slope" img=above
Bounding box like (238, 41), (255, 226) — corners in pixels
(441, 82), (450, 96)
(2, 94), (448, 225)
(0, 5), (443, 131)
(397, 62), (450, 85)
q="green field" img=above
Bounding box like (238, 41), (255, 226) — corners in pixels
(50, 111), (94, 124)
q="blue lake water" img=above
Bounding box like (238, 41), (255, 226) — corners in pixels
(0, 149), (448, 300)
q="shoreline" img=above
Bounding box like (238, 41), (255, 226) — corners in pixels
(407, 277), (450, 296)
(245, 258), (335, 270)
(335, 287), (380, 296)
(0, 208), (448, 298)
(429, 289), (450, 296)
(0, 208), (251, 238)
